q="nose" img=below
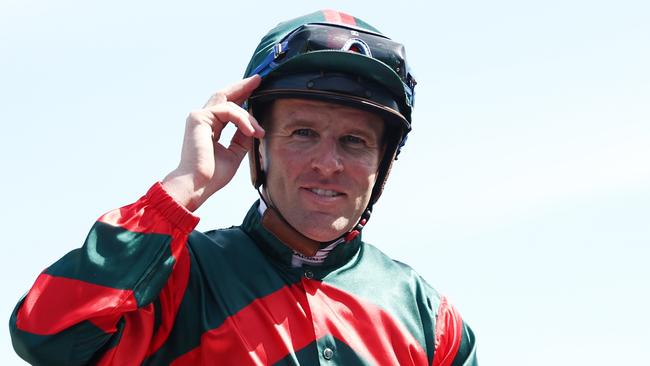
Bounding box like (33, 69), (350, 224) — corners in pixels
(311, 137), (343, 175)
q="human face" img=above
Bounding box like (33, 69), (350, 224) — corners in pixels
(260, 98), (384, 242)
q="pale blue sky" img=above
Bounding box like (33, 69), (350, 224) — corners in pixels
(1, 1), (649, 364)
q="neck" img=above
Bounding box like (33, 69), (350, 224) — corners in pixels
(260, 205), (323, 257)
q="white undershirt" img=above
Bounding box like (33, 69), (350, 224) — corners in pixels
(257, 200), (343, 268)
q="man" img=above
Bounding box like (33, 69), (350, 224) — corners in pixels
(10, 10), (478, 366)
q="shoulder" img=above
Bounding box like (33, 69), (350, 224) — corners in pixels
(188, 225), (253, 249)
(333, 241), (445, 326)
(359, 241), (442, 299)
(185, 226), (262, 268)
(360, 242), (478, 365)
(182, 226), (290, 297)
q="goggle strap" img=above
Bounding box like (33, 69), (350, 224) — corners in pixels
(249, 40), (290, 77)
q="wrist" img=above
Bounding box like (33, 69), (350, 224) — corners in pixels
(161, 171), (204, 212)
(147, 182), (200, 232)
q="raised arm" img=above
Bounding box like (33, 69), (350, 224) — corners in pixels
(10, 76), (263, 365)
(162, 74), (264, 211)
(10, 184), (198, 365)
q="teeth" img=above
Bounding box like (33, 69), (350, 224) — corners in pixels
(309, 188), (341, 197)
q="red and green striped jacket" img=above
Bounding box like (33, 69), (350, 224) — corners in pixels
(10, 183), (478, 365)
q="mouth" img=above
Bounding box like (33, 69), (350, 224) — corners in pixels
(308, 188), (344, 197)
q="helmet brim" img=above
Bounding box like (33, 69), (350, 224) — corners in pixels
(254, 50), (411, 124)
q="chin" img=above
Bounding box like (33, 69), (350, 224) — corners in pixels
(299, 217), (351, 243)
(303, 230), (343, 243)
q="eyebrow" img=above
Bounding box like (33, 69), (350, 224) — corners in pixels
(282, 118), (319, 127)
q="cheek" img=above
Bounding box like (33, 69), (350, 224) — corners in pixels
(266, 147), (306, 183)
(355, 154), (381, 179)
(350, 163), (380, 194)
(275, 144), (308, 167)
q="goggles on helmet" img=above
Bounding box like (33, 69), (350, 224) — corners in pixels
(247, 22), (416, 124)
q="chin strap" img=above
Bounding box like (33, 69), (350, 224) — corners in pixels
(256, 187), (372, 257)
(344, 207), (371, 242)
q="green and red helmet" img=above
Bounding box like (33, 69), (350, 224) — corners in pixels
(244, 9), (416, 210)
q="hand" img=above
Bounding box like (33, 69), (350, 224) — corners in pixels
(162, 75), (264, 211)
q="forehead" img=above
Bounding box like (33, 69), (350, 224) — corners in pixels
(269, 98), (385, 136)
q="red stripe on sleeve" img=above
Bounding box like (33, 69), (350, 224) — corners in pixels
(16, 274), (137, 335)
(94, 211), (193, 363)
(431, 297), (463, 366)
(146, 245), (191, 356)
(322, 9), (357, 26)
(96, 304), (156, 366)
(99, 182), (199, 235)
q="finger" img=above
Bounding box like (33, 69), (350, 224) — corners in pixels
(203, 75), (261, 108)
(226, 129), (253, 162)
(203, 92), (226, 108)
(223, 74), (262, 105)
(206, 101), (265, 138)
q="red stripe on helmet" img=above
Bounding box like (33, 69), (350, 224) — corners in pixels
(339, 12), (357, 26)
(322, 9), (357, 26)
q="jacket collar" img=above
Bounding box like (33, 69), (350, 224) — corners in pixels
(240, 201), (362, 269)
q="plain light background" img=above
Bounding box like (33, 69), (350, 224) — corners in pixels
(2, 0), (649, 364)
